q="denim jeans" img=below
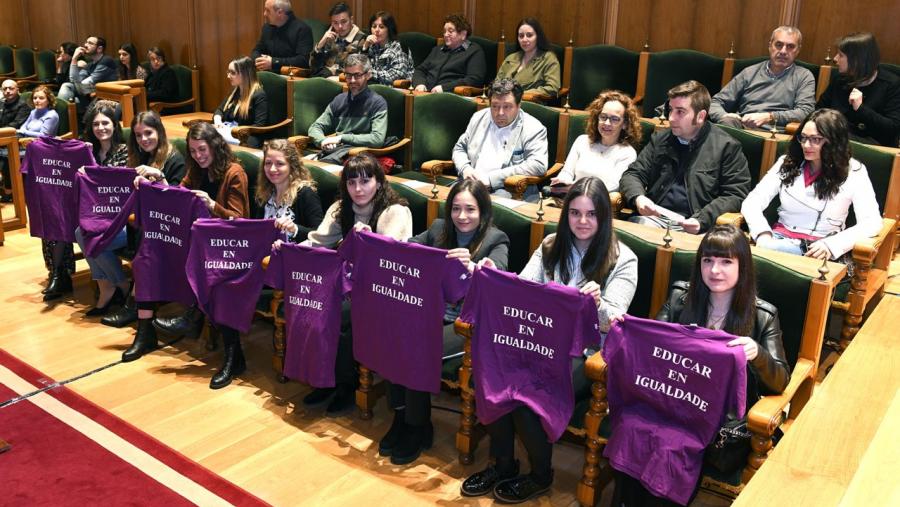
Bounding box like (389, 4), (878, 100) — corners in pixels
(74, 226), (128, 283)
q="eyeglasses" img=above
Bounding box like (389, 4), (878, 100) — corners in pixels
(345, 72), (367, 80)
(798, 134), (826, 146)
(599, 114), (623, 124)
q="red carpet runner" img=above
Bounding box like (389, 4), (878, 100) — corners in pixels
(0, 348), (269, 506)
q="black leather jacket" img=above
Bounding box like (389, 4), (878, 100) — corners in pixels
(656, 281), (791, 405)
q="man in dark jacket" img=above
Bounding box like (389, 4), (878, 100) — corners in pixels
(0, 79), (31, 200)
(251, 0), (313, 72)
(619, 80), (751, 234)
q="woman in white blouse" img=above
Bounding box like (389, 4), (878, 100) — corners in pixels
(552, 90), (642, 191)
(741, 108), (882, 261)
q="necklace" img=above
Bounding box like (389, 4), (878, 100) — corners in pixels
(707, 303), (728, 330)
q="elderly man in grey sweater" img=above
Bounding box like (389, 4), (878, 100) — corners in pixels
(709, 26), (815, 130)
(452, 79), (548, 200)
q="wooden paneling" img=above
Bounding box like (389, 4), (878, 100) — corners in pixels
(362, 0), (467, 36)
(24, 0), (75, 51)
(125, 0), (192, 66)
(797, 0), (900, 65)
(473, 0), (610, 48)
(72, 0), (126, 58)
(0, 0), (30, 47)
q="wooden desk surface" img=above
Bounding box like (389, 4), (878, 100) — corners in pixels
(733, 295), (900, 507)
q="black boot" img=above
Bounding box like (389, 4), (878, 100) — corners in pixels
(390, 422), (434, 465)
(153, 306), (204, 338)
(210, 331), (246, 390)
(122, 319), (158, 362)
(379, 408), (407, 456)
(43, 267), (73, 301)
(101, 291), (137, 328)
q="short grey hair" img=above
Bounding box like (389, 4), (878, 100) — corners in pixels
(771, 26), (802, 45)
(273, 0), (292, 11)
(343, 53), (371, 73)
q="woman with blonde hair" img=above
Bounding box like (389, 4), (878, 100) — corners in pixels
(552, 90), (642, 191)
(214, 56), (268, 147)
(255, 138), (324, 241)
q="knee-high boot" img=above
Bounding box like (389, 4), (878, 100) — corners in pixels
(210, 328), (246, 389)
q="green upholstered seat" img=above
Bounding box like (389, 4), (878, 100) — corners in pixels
(732, 56), (768, 78)
(33, 50), (56, 84)
(234, 150), (261, 217)
(717, 124), (766, 185)
(307, 164), (341, 211)
(642, 49), (725, 116)
(520, 100), (559, 163)
(398, 32), (437, 68)
(615, 228), (660, 319)
(638, 119), (656, 153)
(302, 18), (329, 47)
(0, 45), (14, 76)
(491, 204), (534, 273)
(388, 181), (428, 235)
(849, 141), (893, 227)
(879, 63), (900, 78)
(795, 60), (820, 90)
(368, 84), (409, 165)
(255, 70), (292, 139)
(394, 92), (477, 181)
(469, 35), (498, 85)
(569, 45), (640, 110)
(153, 64), (196, 115)
(13, 47), (34, 79)
(291, 77), (343, 138)
(565, 112), (589, 155)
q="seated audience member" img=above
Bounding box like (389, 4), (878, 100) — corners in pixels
(552, 90), (641, 191)
(141, 123), (251, 369)
(495, 18), (560, 98)
(462, 176), (636, 503)
(1, 79), (31, 201)
(308, 54), (387, 159)
(361, 11), (414, 86)
(117, 43), (141, 80)
(710, 26), (815, 130)
(301, 152), (413, 414)
(310, 2), (364, 80)
(619, 80), (751, 234)
(74, 102), (131, 316)
(382, 179), (509, 465)
(59, 35), (117, 103)
(144, 47), (179, 105)
(614, 224), (789, 505)
(214, 56), (268, 148)
(412, 14), (486, 93)
(254, 138), (324, 241)
(101, 111), (186, 328)
(251, 0), (313, 72)
(17, 85), (59, 138)
(741, 108), (882, 261)
(453, 79), (548, 200)
(816, 32), (900, 147)
(53, 42), (77, 87)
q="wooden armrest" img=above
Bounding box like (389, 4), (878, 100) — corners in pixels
(421, 160), (455, 179)
(0, 127), (16, 137)
(232, 118), (293, 144)
(149, 98), (195, 114)
(584, 350), (608, 381)
(287, 134), (313, 153)
(59, 133), (75, 140)
(280, 66), (310, 78)
(262, 255), (270, 270)
(559, 87), (569, 98)
(784, 122), (800, 135)
(523, 92), (553, 104)
(95, 83), (134, 94)
(632, 94), (644, 105)
(851, 218), (895, 262)
(347, 138), (411, 157)
(18, 137), (37, 148)
(609, 192), (624, 213)
(453, 85), (484, 97)
(717, 212), (745, 228)
(454, 318), (473, 339)
(14, 73), (37, 83)
(393, 79), (411, 89)
(746, 358), (814, 436)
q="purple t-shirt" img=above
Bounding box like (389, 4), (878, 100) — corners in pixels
(338, 229), (471, 394)
(602, 315), (747, 506)
(265, 243), (350, 387)
(95, 181), (210, 304)
(186, 218), (278, 333)
(21, 137), (96, 242)
(459, 267), (600, 441)
(77, 165), (138, 257)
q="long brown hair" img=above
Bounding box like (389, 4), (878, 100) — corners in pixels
(256, 139), (316, 206)
(336, 153), (406, 238)
(127, 111), (173, 169)
(184, 122), (235, 182)
(681, 224), (756, 337)
(779, 109), (850, 200)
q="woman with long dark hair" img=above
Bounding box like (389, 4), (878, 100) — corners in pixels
(816, 32), (900, 146)
(301, 152), (412, 413)
(117, 43), (140, 80)
(214, 56), (268, 147)
(613, 224), (790, 506)
(741, 108), (882, 261)
(495, 17), (560, 97)
(379, 179), (509, 465)
(462, 176), (637, 503)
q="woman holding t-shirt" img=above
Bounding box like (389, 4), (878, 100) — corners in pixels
(613, 224), (791, 506)
(254, 139), (324, 241)
(378, 179), (510, 465)
(461, 176), (637, 503)
(300, 153), (412, 414)
(134, 122), (251, 389)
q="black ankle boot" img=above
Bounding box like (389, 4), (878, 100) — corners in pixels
(43, 268), (73, 301)
(101, 292), (137, 328)
(86, 288), (126, 317)
(379, 408), (407, 456)
(210, 331), (246, 390)
(390, 422), (434, 465)
(153, 306), (204, 338)
(122, 319), (159, 362)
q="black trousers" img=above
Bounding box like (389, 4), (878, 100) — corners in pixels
(611, 470), (696, 507)
(334, 300), (358, 389)
(485, 406), (553, 484)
